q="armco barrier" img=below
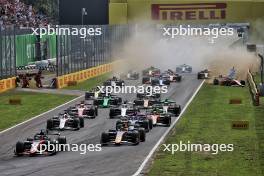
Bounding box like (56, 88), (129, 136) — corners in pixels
(56, 60), (122, 89)
(0, 77), (16, 93)
(247, 69), (260, 106)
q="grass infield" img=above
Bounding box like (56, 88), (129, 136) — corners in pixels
(148, 83), (264, 176)
(0, 91), (76, 131)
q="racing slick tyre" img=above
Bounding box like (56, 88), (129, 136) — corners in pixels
(93, 100), (100, 106)
(240, 80), (246, 86)
(138, 128), (146, 142)
(109, 109), (116, 119)
(79, 117), (84, 128)
(142, 77), (150, 84)
(176, 76), (182, 82)
(57, 136), (67, 144)
(46, 119), (53, 130)
(15, 141), (24, 156)
(197, 74), (202, 79)
(142, 120), (150, 132)
(213, 79), (219, 85)
(148, 119), (153, 130)
(95, 107), (98, 116)
(49, 141), (57, 155)
(131, 132), (140, 145)
(73, 119), (80, 130)
(100, 132), (109, 146)
(165, 117), (171, 127)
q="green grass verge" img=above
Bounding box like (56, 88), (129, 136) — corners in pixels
(148, 84), (264, 176)
(0, 91), (76, 131)
(63, 73), (111, 91)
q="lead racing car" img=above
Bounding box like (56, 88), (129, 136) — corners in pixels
(14, 130), (66, 156)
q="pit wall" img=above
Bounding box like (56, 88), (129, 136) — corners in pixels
(56, 60), (122, 89)
(109, 0), (264, 24)
(0, 77), (16, 93)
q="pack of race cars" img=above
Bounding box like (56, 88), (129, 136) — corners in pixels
(15, 65), (237, 156)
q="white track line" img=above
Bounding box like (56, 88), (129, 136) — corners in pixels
(132, 80), (205, 176)
(0, 95), (84, 135)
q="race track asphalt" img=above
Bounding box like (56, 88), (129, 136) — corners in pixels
(0, 74), (203, 176)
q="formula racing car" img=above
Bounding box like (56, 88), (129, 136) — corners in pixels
(94, 95), (122, 108)
(197, 69), (210, 79)
(142, 66), (160, 76)
(109, 102), (139, 118)
(100, 124), (145, 146)
(103, 76), (124, 87)
(46, 113), (84, 131)
(120, 70), (139, 80)
(176, 64), (192, 73)
(67, 102), (98, 118)
(14, 130), (66, 156)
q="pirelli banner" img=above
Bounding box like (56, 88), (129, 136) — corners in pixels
(0, 77), (16, 93)
(56, 60), (122, 89)
(109, 0), (264, 24)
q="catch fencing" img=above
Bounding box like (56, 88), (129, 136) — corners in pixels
(0, 26), (16, 79)
(56, 25), (130, 76)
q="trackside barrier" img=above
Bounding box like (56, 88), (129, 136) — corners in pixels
(56, 60), (123, 89)
(247, 69), (260, 106)
(0, 77), (16, 93)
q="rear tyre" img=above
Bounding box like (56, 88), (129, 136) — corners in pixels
(101, 132), (109, 145)
(79, 117), (84, 128)
(46, 119), (53, 130)
(148, 119), (153, 130)
(213, 79), (219, 85)
(138, 128), (146, 142)
(58, 136), (67, 144)
(15, 141), (24, 156)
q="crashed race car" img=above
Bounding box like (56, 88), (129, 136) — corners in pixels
(176, 64), (192, 73)
(46, 113), (84, 131)
(67, 102), (98, 119)
(142, 66), (161, 76)
(197, 69), (210, 79)
(103, 76), (125, 87)
(109, 102), (140, 118)
(94, 95), (122, 108)
(100, 123), (145, 146)
(213, 67), (245, 87)
(116, 115), (153, 132)
(14, 130), (66, 156)
(120, 70), (139, 80)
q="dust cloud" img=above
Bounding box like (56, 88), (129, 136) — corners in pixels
(112, 24), (260, 79)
